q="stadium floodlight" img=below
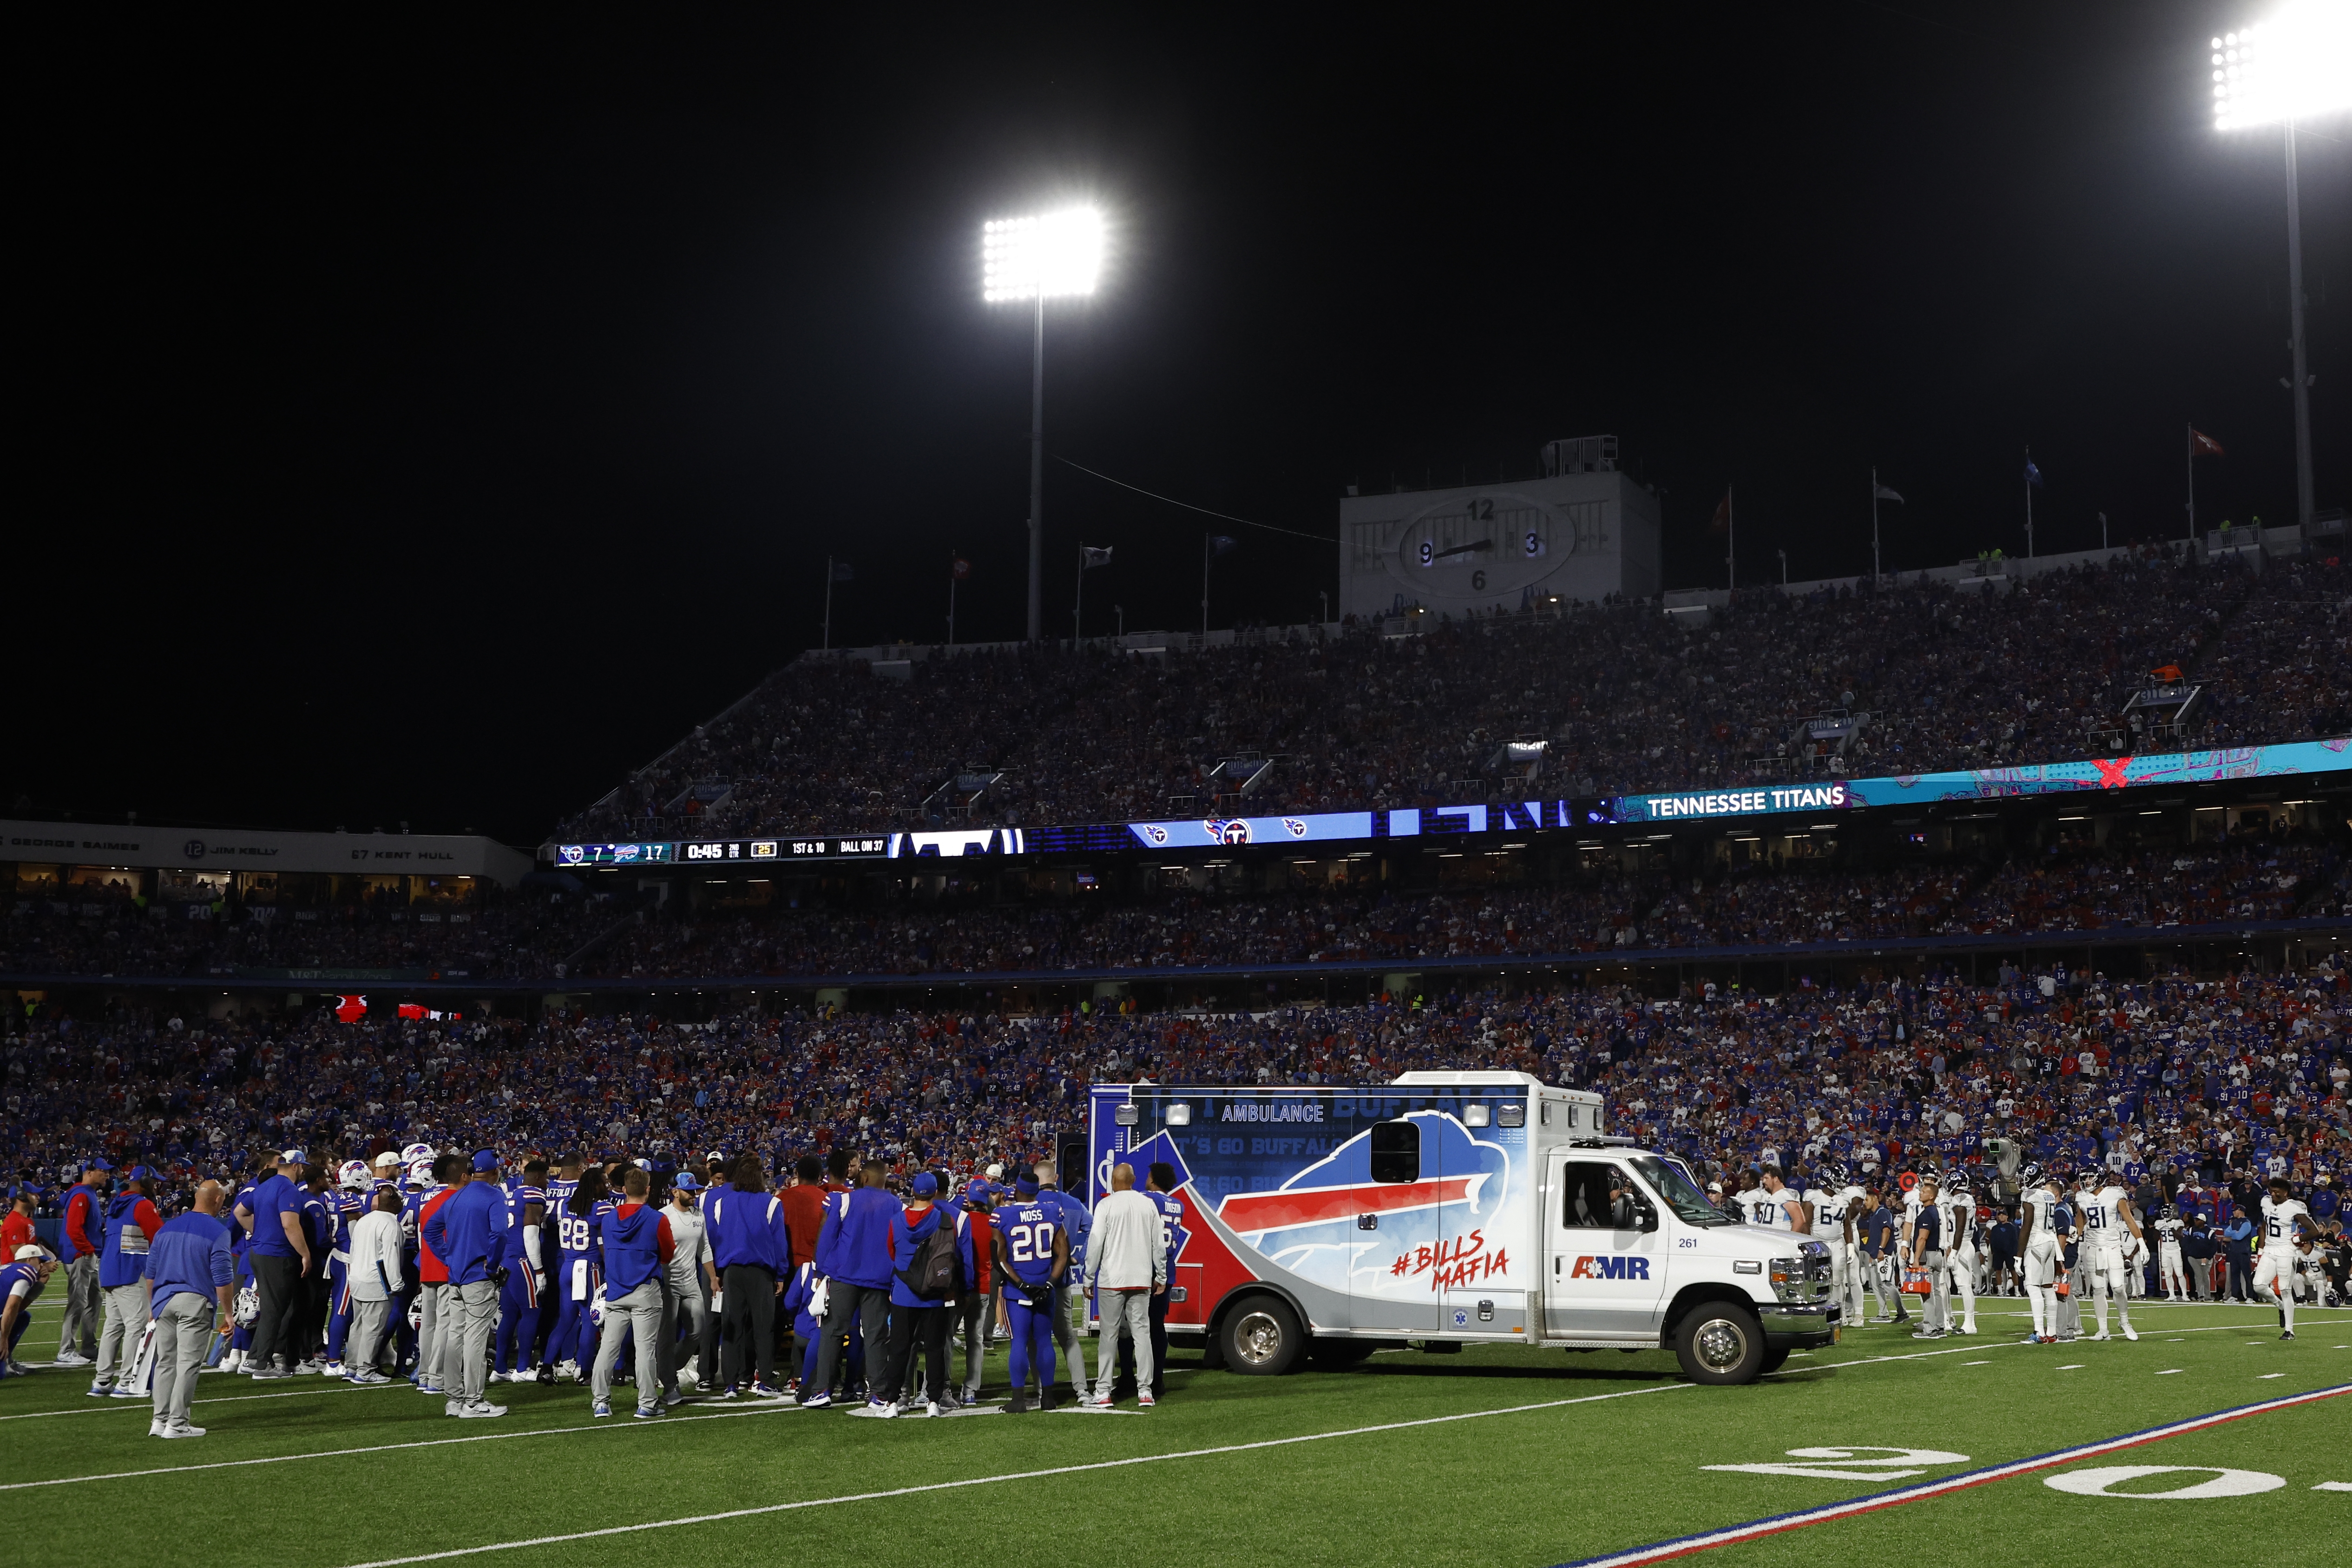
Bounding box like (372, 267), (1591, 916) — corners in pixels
(984, 207), (1108, 642)
(2210, 4), (2350, 537)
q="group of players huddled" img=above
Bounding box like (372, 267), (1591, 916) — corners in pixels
(1729, 1161), (2340, 1346)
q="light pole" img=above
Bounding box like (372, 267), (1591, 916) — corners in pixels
(2210, 7), (2351, 537)
(983, 208), (1106, 642)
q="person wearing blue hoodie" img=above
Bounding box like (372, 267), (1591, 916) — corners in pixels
(872, 1173), (974, 1417)
(421, 1150), (511, 1419)
(806, 1160), (897, 1409)
(707, 1154), (791, 1399)
(143, 1179), (235, 1439)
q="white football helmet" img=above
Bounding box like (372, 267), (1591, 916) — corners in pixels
(234, 1285), (260, 1327)
(339, 1160), (371, 1192)
(401, 1143), (436, 1166)
(588, 1288), (608, 1328)
(407, 1158), (436, 1187)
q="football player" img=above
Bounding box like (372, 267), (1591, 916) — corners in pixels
(2154, 1204), (2189, 1300)
(536, 1153), (583, 1383)
(991, 1167), (1069, 1413)
(492, 1156), (548, 1383)
(1938, 1177), (1979, 1335)
(319, 1160), (372, 1378)
(2252, 1176), (2312, 1339)
(1819, 1166), (1868, 1331)
(2017, 1164), (2062, 1344)
(2079, 1168), (2142, 1341)
(1753, 1166), (1809, 1233)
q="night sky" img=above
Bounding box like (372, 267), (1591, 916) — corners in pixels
(17, 3), (2346, 845)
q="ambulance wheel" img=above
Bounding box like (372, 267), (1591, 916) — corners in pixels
(1673, 1303), (1765, 1386)
(1221, 1297), (1303, 1376)
(1758, 1348), (1790, 1375)
(1307, 1340), (1376, 1371)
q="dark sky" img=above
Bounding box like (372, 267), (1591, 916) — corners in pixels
(17, 3), (2346, 845)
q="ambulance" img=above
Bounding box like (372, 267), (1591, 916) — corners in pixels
(1085, 1070), (1836, 1386)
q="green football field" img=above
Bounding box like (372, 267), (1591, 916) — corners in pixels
(4, 1298), (2346, 1568)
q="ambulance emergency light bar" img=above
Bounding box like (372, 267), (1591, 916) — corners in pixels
(547, 736), (2348, 866)
(2209, 5), (2352, 131)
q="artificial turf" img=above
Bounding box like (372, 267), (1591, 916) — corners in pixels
(3, 1299), (2345, 1568)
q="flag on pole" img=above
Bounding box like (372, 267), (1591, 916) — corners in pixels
(1709, 490), (1732, 534)
(952, 557), (972, 579)
(1873, 482), (1905, 504)
(2190, 428), (2225, 457)
(1209, 535), (1238, 557)
(2023, 459), (2044, 488)
(831, 561), (855, 582)
(1080, 545), (1113, 568)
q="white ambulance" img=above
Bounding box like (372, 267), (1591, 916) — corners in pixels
(1085, 1069), (1836, 1386)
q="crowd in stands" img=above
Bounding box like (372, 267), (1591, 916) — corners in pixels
(554, 547), (2350, 843)
(5, 957), (2346, 1233)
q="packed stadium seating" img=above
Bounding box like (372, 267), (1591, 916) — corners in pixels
(6, 958), (2345, 1211)
(553, 547), (2350, 843)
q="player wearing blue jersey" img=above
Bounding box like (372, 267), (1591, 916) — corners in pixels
(219, 1162), (269, 1374)
(550, 1166), (606, 1382)
(992, 1168), (1069, 1414)
(493, 1159), (549, 1382)
(535, 1156), (582, 1381)
(1115, 1162), (1185, 1400)
(1035, 1159), (1091, 1391)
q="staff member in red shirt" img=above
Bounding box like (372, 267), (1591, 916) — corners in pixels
(0, 1192), (35, 1262)
(414, 1153), (464, 1394)
(777, 1156), (828, 1384)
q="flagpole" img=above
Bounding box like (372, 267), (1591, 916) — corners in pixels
(2024, 447), (2034, 559)
(1871, 467), (1880, 583)
(1728, 485), (1736, 592)
(823, 554), (834, 652)
(1201, 533), (1211, 636)
(946, 549), (958, 647)
(1074, 543), (1084, 647)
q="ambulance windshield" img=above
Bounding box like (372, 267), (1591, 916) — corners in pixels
(1625, 1153), (1728, 1227)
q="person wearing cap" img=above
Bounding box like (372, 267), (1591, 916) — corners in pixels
(1902, 1171), (1951, 1340)
(660, 1169), (716, 1400)
(56, 1158), (112, 1366)
(874, 1172), (972, 1417)
(707, 1155), (791, 1399)
(420, 1149), (510, 1418)
(1033, 1159), (1093, 1392)
(1083, 1163), (1166, 1408)
(342, 1186), (405, 1383)
(1, 1190), (36, 1265)
(235, 1149), (313, 1379)
(90, 1165), (164, 1396)
(591, 1168), (674, 1420)
(1, 1246), (61, 1377)
(143, 1179), (235, 1438)
(952, 1177), (997, 1405)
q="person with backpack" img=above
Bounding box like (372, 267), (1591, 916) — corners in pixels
(871, 1173), (972, 1418)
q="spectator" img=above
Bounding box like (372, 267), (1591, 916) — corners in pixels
(807, 1159), (896, 1410)
(342, 1186), (405, 1384)
(421, 1149), (510, 1419)
(590, 1167), (672, 1420)
(1084, 1162), (1167, 1409)
(56, 1158), (110, 1367)
(708, 1154), (790, 1399)
(143, 1178), (235, 1439)
(91, 1164), (164, 1397)
(237, 1148), (312, 1379)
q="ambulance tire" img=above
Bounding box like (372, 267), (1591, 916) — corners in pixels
(1307, 1340), (1377, 1371)
(1758, 1348), (1790, 1375)
(1672, 1302), (1766, 1386)
(1219, 1295), (1303, 1376)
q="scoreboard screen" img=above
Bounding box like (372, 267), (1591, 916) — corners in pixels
(676, 836), (888, 864)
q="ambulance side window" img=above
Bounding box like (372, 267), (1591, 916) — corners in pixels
(1560, 1162), (1620, 1228)
(1369, 1121), (1419, 1183)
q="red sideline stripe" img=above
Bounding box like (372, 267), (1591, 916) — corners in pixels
(1556, 1382), (2351, 1568)
(1219, 1177), (1473, 1232)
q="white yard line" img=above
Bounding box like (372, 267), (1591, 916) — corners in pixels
(1554, 1383), (2352, 1568)
(0, 1378), (409, 1421)
(333, 1382), (1700, 1568)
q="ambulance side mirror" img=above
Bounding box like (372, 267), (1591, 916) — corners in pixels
(1633, 1195), (1659, 1233)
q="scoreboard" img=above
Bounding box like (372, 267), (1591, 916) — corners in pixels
(554, 835), (888, 868)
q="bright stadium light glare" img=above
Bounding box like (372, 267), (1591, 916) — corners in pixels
(981, 207), (1105, 302)
(2210, 4), (2352, 130)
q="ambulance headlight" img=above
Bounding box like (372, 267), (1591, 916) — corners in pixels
(1769, 1256), (1803, 1302)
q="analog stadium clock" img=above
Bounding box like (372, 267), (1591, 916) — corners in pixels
(1386, 489), (1603, 604)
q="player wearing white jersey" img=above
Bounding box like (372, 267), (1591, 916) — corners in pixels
(1750, 1167), (1809, 1233)
(1939, 1181), (1978, 1335)
(2078, 1178), (2142, 1341)
(2153, 1207), (2188, 1300)
(2017, 1167), (2062, 1344)
(1819, 1171), (1868, 1331)
(2252, 1177), (2312, 1339)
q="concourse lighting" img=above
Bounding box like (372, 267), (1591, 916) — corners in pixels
(982, 208), (1105, 301)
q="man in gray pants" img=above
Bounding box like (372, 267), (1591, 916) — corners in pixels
(1037, 1161), (1091, 1393)
(1905, 1173), (1951, 1338)
(141, 1180), (237, 1440)
(420, 1151), (509, 1418)
(591, 1169), (667, 1417)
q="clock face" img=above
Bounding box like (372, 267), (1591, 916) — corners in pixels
(1385, 488), (1599, 602)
